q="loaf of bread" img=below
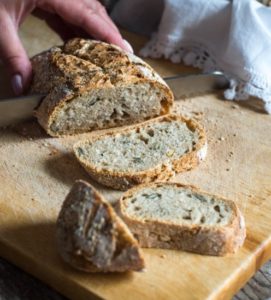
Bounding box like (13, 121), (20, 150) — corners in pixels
(74, 114), (207, 190)
(56, 180), (145, 272)
(117, 182), (246, 256)
(30, 38), (173, 136)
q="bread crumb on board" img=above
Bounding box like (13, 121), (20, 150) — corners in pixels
(49, 149), (59, 156)
(174, 109), (204, 121)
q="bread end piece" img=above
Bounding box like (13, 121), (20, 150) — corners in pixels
(56, 180), (145, 272)
(118, 182), (246, 256)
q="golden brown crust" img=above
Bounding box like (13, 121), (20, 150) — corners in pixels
(30, 38), (173, 137)
(56, 180), (145, 272)
(73, 114), (207, 190)
(117, 182), (246, 256)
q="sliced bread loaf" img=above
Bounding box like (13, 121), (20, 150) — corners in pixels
(117, 182), (246, 256)
(56, 180), (145, 272)
(30, 38), (173, 136)
(74, 114), (207, 190)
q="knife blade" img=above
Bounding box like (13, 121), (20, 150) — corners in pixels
(0, 94), (43, 127)
(0, 72), (229, 127)
(164, 71), (229, 99)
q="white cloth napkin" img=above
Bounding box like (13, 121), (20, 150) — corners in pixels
(112, 0), (271, 113)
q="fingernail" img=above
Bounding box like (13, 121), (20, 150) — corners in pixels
(11, 74), (23, 96)
(123, 39), (134, 54)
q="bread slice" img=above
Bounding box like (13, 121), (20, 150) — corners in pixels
(56, 180), (145, 272)
(30, 38), (173, 137)
(74, 114), (207, 190)
(117, 182), (246, 256)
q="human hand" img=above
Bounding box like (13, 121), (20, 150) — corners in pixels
(0, 0), (132, 95)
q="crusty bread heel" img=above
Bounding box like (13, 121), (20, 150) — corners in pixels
(56, 180), (145, 272)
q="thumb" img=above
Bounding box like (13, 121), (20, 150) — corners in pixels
(0, 13), (32, 95)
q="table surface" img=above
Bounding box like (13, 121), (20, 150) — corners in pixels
(0, 15), (271, 300)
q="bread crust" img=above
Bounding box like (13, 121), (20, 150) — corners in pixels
(73, 114), (207, 190)
(30, 38), (173, 137)
(117, 182), (246, 256)
(56, 180), (145, 272)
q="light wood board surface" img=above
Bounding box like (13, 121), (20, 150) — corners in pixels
(0, 15), (271, 300)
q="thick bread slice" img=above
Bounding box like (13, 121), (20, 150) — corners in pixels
(117, 182), (246, 256)
(30, 38), (173, 137)
(74, 114), (207, 190)
(56, 180), (145, 272)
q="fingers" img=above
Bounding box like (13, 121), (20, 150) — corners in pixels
(0, 10), (32, 95)
(39, 0), (133, 52)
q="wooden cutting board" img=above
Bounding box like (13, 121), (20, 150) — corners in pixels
(0, 15), (271, 300)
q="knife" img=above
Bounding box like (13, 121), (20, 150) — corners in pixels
(0, 72), (229, 127)
(164, 71), (229, 99)
(0, 94), (43, 127)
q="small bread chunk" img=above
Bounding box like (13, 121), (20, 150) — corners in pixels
(30, 38), (173, 136)
(56, 180), (145, 272)
(117, 182), (246, 256)
(74, 114), (207, 190)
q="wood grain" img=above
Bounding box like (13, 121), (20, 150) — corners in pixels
(0, 15), (271, 300)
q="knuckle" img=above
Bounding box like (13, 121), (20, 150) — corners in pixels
(80, 8), (95, 27)
(86, 0), (107, 14)
(96, 3), (107, 14)
(5, 54), (30, 70)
